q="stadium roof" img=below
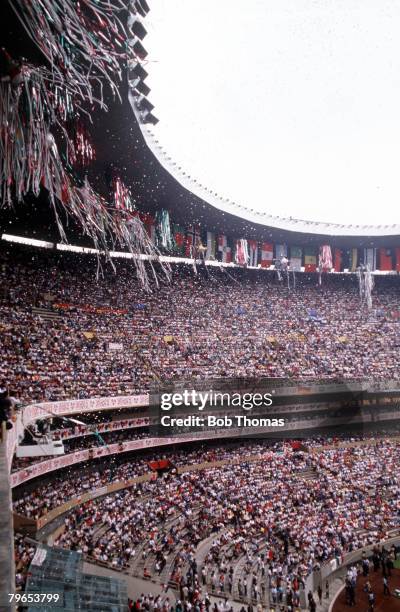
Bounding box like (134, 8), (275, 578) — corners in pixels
(2, 2), (400, 247)
(142, 0), (400, 234)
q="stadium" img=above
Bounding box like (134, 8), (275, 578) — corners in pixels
(1, 2), (400, 611)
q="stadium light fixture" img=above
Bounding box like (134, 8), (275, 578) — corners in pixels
(135, 80), (151, 96)
(128, 17), (147, 41)
(141, 111), (159, 125)
(130, 39), (148, 59)
(127, 17), (159, 126)
(136, 96), (154, 113)
(133, 0), (150, 17)
(127, 59), (147, 77)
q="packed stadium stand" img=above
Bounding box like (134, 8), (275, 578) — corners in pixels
(1, 243), (400, 405)
(0, 237), (399, 611)
(8, 435), (400, 611)
(2, 1), (400, 611)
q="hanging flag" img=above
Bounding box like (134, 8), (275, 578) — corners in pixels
(139, 212), (156, 243)
(173, 224), (186, 254)
(248, 240), (258, 267)
(218, 235), (228, 252)
(261, 243), (273, 268)
(186, 225), (201, 257)
(113, 177), (135, 212)
(206, 232), (216, 260)
(364, 248), (376, 271)
(216, 235), (232, 262)
(275, 244), (287, 260)
(155, 209), (173, 250)
(148, 459), (171, 471)
(235, 239), (249, 266)
(222, 246), (232, 263)
(334, 249), (342, 272)
(304, 248), (317, 272)
(290, 246), (302, 271)
(396, 248), (400, 272)
(350, 248), (358, 272)
(379, 248), (393, 271)
(319, 245), (332, 271)
(290, 441), (308, 452)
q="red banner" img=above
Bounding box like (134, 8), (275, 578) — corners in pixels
(334, 249), (342, 272)
(148, 459), (171, 471)
(379, 248), (393, 271)
(396, 248), (400, 272)
(304, 263), (317, 272)
(223, 248), (232, 263)
(54, 303), (127, 315)
(260, 243), (273, 268)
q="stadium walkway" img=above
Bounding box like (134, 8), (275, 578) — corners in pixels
(83, 561), (166, 601)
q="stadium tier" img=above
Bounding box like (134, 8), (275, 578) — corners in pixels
(1, 243), (400, 404)
(1, 239), (400, 610)
(2, 1), (400, 611)
(10, 437), (400, 611)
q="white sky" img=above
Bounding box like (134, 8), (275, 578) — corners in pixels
(144, 0), (400, 225)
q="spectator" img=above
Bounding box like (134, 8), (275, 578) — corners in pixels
(1, 243), (400, 403)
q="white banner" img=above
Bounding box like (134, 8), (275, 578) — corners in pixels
(22, 394), (149, 424)
(31, 548), (47, 566)
(290, 257), (302, 271)
(108, 342), (123, 351)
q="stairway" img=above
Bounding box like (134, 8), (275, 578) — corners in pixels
(298, 468), (319, 482)
(314, 577), (344, 611)
(31, 307), (63, 322)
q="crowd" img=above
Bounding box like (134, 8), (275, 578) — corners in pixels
(11, 437), (400, 607)
(12, 441), (280, 518)
(51, 437), (400, 606)
(1, 243), (399, 403)
(13, 453), (152, 519)
(14, 533), (36, 592)
(54, 414), (150, 440)
(3, 242), (400, 607)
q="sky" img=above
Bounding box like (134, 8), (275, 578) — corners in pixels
(144, 0), (400, 225)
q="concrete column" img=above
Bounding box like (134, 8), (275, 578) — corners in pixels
(0, 424), (15, 612)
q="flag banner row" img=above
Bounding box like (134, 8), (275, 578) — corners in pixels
(142, 209), (400, 272)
